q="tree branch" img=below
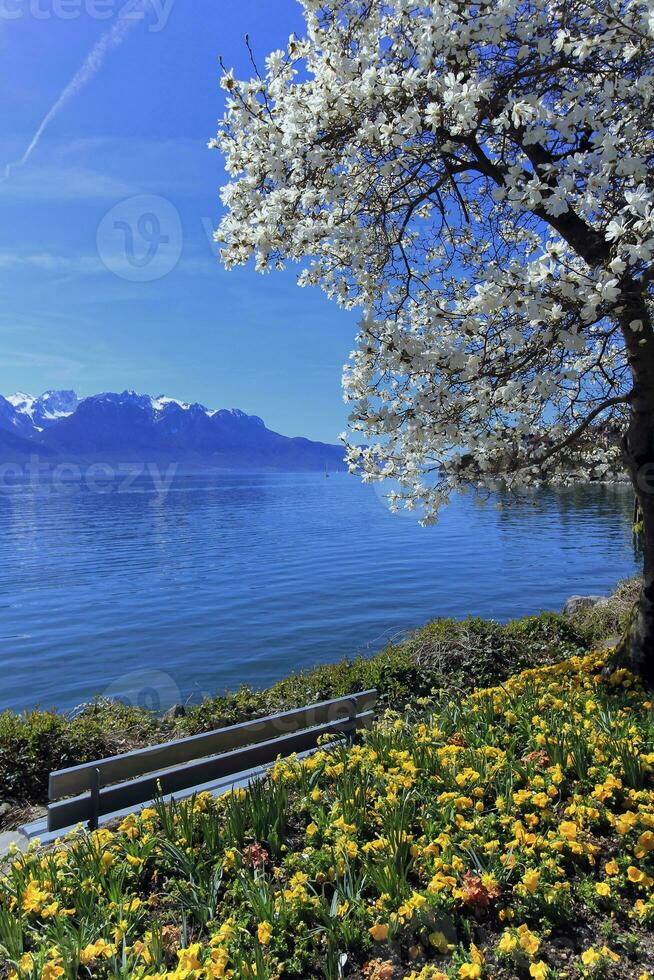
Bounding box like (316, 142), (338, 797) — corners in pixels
(515, 394), (631, 471)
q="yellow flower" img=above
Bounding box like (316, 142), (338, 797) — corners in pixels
(616, 811), (639, 834)
(306, 822), (318, 837)
(22, 880), (48, 914)
(581, 948), (600, 966)
(429, 931), (449, 953)
(79, 939), (114, 966)
(469, 945), (484, 966)
(178, 944), (203, 971)
(559, 821), (578, 840)
(595, 881), (611, 897)
(207, 950), (229, 978)
(530, 964), (548, 980)
(498, 931), (517, 954)
(522, 869), (540, 893)
(257, 921), (273, 946)
(41, 965), (64, 980)
(99, 850), (115, 872)
(517, 924), (540, 956)
(604, 859), (619, 876)
(369, 923), (389, 942)
(459, 965), (481, 979)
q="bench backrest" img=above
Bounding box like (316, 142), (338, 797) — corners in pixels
(47, 689), (377, 832)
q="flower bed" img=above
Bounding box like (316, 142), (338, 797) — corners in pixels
(1, 650), (653, 978)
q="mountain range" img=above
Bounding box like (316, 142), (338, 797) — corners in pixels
(0, 390), (346, 471)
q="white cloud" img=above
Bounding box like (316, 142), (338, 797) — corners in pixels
(0, 345), (85, 378)
(0, 137), (205, 202)
(0, 246), (215, 282)
(0, 164), (139, 202)
(0, 252), (102, 274)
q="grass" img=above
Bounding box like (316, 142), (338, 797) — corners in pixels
(0, 580), (640, 820)
(1, 647), (653, 978)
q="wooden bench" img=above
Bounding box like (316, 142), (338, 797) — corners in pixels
(43, 689), (377, 835)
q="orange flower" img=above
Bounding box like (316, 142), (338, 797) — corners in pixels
(460, 871), (501, 908)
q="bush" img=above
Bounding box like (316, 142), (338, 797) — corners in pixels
(403, 611), (587, 691)
(567, 576), (642, 646)
(0, 701), (160, 806)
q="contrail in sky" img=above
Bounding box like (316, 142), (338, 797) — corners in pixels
(1, 0), (151, 184)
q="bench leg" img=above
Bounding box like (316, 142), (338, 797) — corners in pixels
(89, 768), (101, 832)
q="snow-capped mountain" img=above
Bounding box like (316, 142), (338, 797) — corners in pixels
(2, 390), (79, 435)
(0, 390), (345, 470)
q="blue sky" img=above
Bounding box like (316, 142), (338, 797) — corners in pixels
(0, 0), (359, 442)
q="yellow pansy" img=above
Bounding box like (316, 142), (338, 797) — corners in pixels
(498, 932), (517, 954)
(522, 869), (540, 893)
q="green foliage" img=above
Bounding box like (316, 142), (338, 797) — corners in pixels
(0, 701), (160, 808)
(567, 577), (641, 647)
(402, 611), (587, 693)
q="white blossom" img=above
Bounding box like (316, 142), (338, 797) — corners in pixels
(214, 0), (653, 522)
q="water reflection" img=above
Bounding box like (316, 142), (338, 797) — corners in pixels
(0, 473), (639, 712)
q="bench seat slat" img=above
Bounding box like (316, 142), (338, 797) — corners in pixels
(47, 710), (374, 833)
(49, 690), (377, 801)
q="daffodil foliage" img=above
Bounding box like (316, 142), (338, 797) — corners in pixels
(2, 652), (654, 977)
(214, 0), (654, 521)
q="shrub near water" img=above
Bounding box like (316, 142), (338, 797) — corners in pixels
(0, 704), (161, 806)
(1, 650), (653, 978)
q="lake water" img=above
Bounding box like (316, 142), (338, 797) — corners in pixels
(0, 472), (639, 714)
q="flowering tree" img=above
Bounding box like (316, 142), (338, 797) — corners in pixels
(213, 0), (654, 679)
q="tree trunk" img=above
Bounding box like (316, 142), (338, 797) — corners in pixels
(618, 483), (654, 685)
(617, 298), (654, 685)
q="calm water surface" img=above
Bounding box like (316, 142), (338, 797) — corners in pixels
(0, 473), (639, 713)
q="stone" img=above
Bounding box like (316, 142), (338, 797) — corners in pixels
(164, 703), (186, 719)
(0, 831), (28, 858)
(563, 595), (610, 617)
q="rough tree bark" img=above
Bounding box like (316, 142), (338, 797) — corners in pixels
(617, 292), (654, 685)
